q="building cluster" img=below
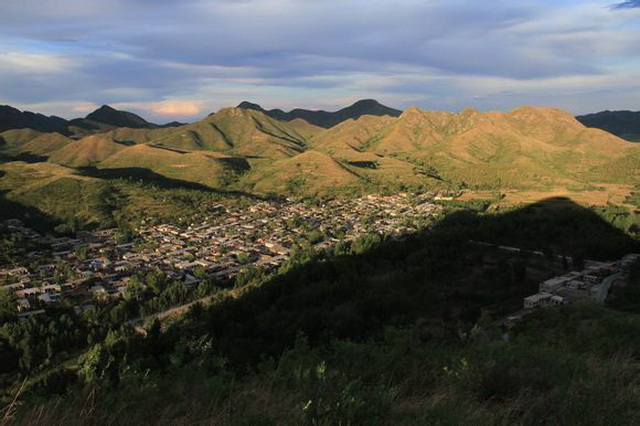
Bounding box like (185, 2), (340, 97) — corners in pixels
(523, 253), (639, 309)
(0, 194), (442, 321)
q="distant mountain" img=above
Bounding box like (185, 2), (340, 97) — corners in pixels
(576, 110), (640, 141)
(237, 99), (402, 128)
(85, 105), (158, 129)
(64, 105), (164, 138)
(2, 102), (638, 198)
(0, 105), (68, 133)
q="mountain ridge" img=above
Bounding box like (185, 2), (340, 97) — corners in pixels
(237, 98), (402, 128)
(577, 110), (640, 141)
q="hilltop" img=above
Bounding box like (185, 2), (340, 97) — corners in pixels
(577, 110), (640, 141)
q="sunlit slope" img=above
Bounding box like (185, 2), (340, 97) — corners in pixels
(0, 129), (72, 157)
(244, 150), (360, 195)
(97, 144), (249, 188)
(104, 108), (323, 159)
(47, 135), (127, 167)
(308, 106), (639, 190)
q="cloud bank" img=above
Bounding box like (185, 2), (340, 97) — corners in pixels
(0, 0), (639, 122)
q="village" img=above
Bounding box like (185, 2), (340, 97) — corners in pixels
(0, 193), (442, 321)
(522, 253), (639, 309)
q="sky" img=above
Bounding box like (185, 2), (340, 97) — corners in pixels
(1, 0), (639, 123)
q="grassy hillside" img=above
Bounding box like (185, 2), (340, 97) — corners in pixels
(243, 150), (361, 196)
(0, 129), (71, 159)
(303, 106), (639, 192)
(98, 144), (250, 188)
(120, 107), (320, 159)
(0, 161), (250, 231)
(47, 136), (126, 167)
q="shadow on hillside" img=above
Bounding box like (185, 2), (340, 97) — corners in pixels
(0, 152), (48, 164)
(172, 197), (639, 366)
(77, 166), (260, 199)
(0, 190), (58, 231)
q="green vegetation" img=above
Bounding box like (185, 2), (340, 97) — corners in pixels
(0, 161), (254, 232)
(1, 198), (638, 424)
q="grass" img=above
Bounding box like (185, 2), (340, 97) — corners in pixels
(11, 303), (640, 425)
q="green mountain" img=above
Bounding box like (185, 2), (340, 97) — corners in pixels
(577, 110), (640, 141)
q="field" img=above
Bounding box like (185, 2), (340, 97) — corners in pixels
(459, 184), (635, 209)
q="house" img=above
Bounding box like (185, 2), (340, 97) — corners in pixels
(550, 295), (568, 306)
(0, 267), (30, 277)
(539, 271), (581, 292)
(523, 292), (553, 309)
(38, 293), (61, 304)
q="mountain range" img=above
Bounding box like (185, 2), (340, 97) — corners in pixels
(237, 98), (402, 128)
(0, 104), (183, 140)
(0, 100), (638, 216)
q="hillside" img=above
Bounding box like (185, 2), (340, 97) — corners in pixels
(245, 150), (360, 195)
(47, 135), (127, 167)
(6, 198), (640, 424)
(97, 107), (321, 160)
(306, 106), (639, 191)
(97, 144), (250, 188)
(237, 99), (402, 128)
(63, 105), (165, 139)
(0, 129), (71, 158)
(0, 160), (250, 231)
(577, 110), (640, 141)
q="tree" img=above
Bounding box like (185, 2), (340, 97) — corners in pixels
(0, 288), (17, 322)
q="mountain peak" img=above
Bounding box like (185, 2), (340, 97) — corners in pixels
(84, 105), (157, 129)
(237, 101), (264, 111)
(349, 99), (383, 108)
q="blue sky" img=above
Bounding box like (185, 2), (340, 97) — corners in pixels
(0, 0), (639, 122)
